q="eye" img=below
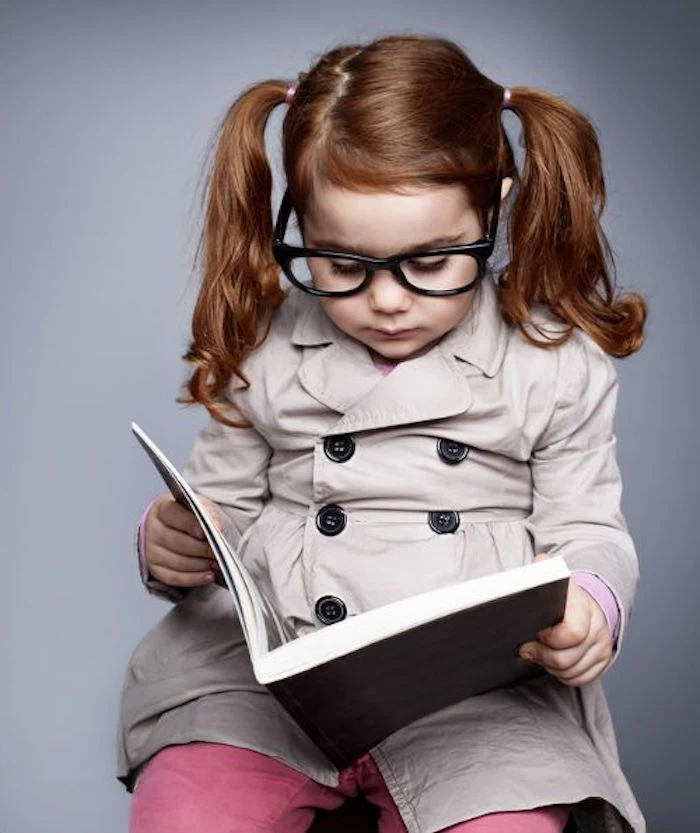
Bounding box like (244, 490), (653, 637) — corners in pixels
(330, 259), (364, 276)
(407, 257), (448, 272)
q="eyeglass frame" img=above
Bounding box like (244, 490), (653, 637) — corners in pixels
(271, 175), (503, 298)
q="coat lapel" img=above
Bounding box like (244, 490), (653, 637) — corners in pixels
(290, 271), (509, 433)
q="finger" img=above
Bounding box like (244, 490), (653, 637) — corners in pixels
(537, 595), (593, 649)
(150, 563), (215, 588)
(157, 525), (215, 559)
(522, 613), (612, 666)
(556, 655), (612, 687)
(149, 542), (216, 574)
(532, 621), (613, 673)
(554, 645), (612, 681)
(157, 499), (207, 540)
(527, 640), (592, 673)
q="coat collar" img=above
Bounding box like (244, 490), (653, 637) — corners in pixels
(289, 272), (509, 433)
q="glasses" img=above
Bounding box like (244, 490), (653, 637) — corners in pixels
(272, 177), (503, 298)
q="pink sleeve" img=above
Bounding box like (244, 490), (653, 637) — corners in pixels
(570, 569), (621, 641)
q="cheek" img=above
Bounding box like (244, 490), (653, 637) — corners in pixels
(428, 296), (474, 332)
(319, 298), (364, 334)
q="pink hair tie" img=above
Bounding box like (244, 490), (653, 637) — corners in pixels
(286, 82), (299, 104)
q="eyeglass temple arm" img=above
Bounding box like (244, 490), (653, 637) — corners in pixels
(273, 189), (294, 244)
(487, 175), (503, 241)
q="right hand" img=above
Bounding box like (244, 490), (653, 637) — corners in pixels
(142, 492), (225, 588)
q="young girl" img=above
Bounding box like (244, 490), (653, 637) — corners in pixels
(118, 33), (647, 833)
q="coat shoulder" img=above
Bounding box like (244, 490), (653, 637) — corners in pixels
(497, 296), (619, 448)
(505, 296), (616, 382)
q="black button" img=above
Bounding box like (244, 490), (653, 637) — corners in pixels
(437, 438), (470, 464)
(315, 595), (347, 625)
(428, 510), (460, 534)
(316, 504), (347, 536)
(323, 434), (356, 463)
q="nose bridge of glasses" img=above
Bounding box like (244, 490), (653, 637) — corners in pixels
(365, 257), (406, 281)
(366, 261), (413, 305)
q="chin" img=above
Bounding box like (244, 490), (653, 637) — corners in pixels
(372, 342), (428, 361)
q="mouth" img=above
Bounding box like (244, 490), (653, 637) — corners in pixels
(370, 328), (416, 339)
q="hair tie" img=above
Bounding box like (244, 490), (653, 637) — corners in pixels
(286, 82), (299, 104)
(502, 87), (512, 108)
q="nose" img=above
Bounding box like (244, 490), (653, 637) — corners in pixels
(367, 268), (412, 314)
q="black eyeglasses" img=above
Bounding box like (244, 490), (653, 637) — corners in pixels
(272, 176), (503, 298)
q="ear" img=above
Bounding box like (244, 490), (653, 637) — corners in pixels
(501, 176), (514, 201)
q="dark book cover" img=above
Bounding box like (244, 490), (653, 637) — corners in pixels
(267, 577), (568, 768)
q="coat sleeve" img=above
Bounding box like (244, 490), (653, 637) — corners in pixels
(523, 329), (640, 669)
(136, 411), (273, 603)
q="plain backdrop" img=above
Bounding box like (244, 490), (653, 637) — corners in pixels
(1, 1), (697, 831)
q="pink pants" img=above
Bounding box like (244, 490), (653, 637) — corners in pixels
(129, 741), (571, 832)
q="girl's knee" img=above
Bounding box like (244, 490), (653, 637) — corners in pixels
(128, 741), (328, 833)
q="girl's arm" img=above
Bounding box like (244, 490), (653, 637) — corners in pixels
(524, 329), (639, 670)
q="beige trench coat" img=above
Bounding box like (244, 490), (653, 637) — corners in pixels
(117, 272), (645, 833)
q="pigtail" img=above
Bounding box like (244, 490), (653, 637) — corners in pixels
(177, 79), (290, 427)
(500, 87), (647, 357)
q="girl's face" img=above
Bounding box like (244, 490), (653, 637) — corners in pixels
(302, 178), (508, 363)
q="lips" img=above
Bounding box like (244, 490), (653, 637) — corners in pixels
(371, 328), (415, 338)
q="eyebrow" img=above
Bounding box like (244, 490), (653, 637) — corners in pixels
(303, 231), (470, 255)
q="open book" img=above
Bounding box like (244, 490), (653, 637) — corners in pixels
(131, 421), (570, 769)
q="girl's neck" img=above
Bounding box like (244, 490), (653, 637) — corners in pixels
(370, 351), (399, 375)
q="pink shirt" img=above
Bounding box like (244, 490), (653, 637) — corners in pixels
(137, 352), (622, 642)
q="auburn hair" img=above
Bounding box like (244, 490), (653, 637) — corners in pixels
(178, 33), (647, 427)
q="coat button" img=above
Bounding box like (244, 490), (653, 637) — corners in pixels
(437, 438), (470, 464)
(323, 434), (356, 463)
(316, 504), (347, 536)
(428, 510), (460, 534)
(315, 595), (347, 625)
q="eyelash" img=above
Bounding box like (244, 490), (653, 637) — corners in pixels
(330, 258), (448, 274)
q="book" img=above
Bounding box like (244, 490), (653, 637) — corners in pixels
(131, 421), (570, 769)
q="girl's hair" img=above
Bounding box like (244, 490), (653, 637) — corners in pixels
(178, 32), (647, 427)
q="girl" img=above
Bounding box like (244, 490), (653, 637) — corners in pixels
(118, 33), (647, 833)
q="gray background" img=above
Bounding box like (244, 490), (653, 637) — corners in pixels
(1, 1), (696, 831)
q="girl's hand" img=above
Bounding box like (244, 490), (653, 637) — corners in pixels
(518, 553), (613, 686)
(142, 492), (225, 588)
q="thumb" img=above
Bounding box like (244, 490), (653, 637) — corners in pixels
(533, 552), (551, 562)
(194, 493), (225, 532)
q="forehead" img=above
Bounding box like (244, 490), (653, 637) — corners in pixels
(302, 180), (478, 256)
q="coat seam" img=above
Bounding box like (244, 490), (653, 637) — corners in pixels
(370, 745), (421, 831)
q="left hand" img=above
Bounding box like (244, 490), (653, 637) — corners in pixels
(518, 553), (614, 686)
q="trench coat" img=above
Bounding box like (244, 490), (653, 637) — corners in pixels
(117, 271), (645, 833)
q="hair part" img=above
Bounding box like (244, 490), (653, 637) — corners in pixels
(177, 33), (647, 426)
